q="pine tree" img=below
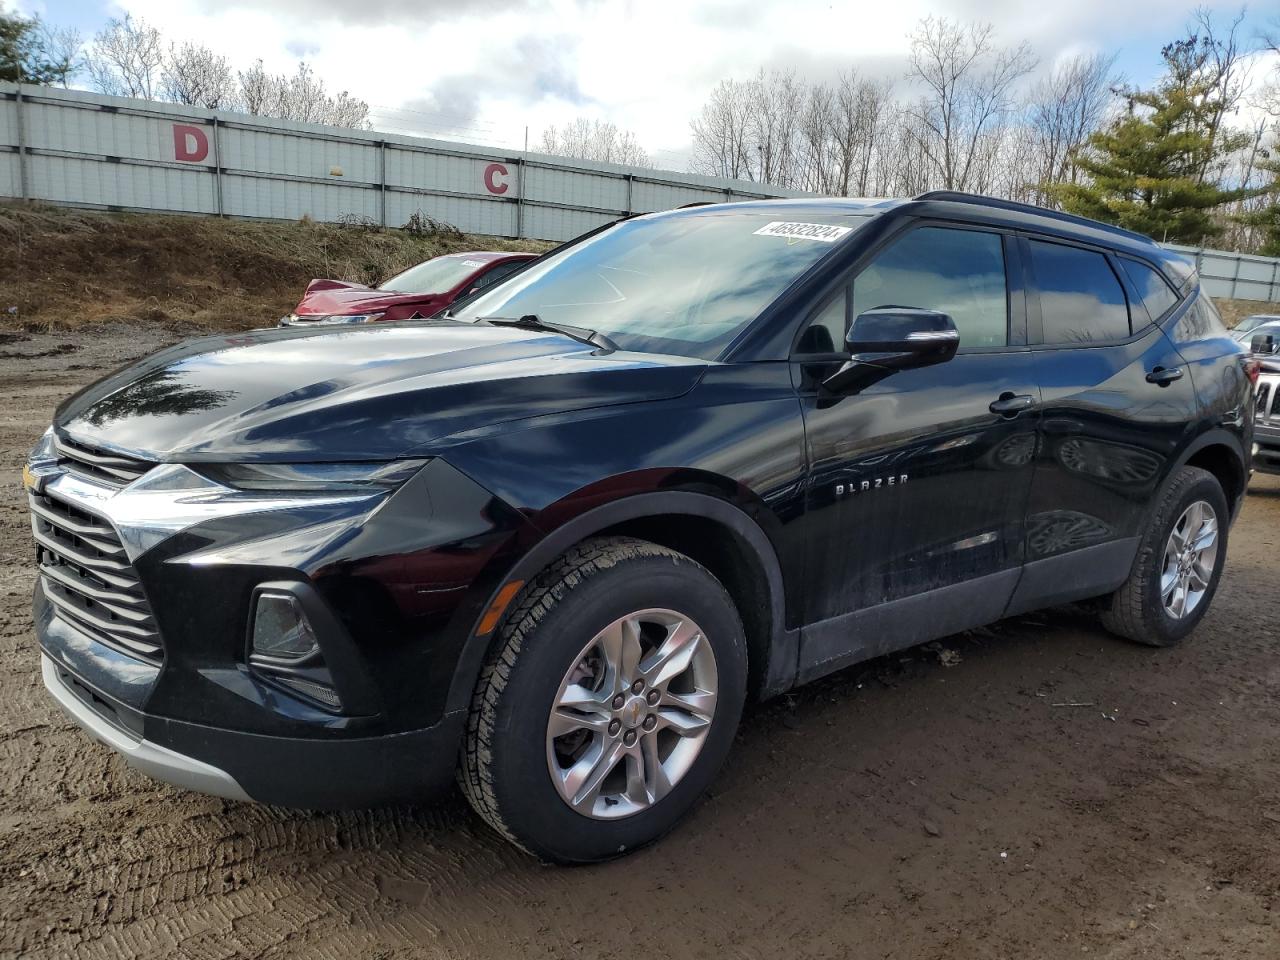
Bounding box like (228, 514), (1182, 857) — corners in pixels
(0, 11), (76, 85)
(1046, 38), (1250, 244)
(1241, 154), (1280, 256)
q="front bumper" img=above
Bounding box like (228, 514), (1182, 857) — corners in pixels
(1254, 424), (1280, 475)
(42, 654), (250, 802)
(40, 644), (466, 808)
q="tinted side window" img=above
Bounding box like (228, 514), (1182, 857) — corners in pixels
(1029, 241), (1129, 344)
(1120, 258), (1179, 323)
(852, 227), (1008, 348)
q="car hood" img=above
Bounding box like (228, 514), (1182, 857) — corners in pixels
(294, 279), (444, 317)
(55, 321), (707, 461)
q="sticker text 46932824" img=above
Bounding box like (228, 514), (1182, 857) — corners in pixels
(753, 221), (854, 244)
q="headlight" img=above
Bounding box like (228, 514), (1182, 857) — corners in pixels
(194, 459), (428, 493)
(28, 426), (56, 465)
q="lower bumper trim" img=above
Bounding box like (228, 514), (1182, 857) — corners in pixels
(41, 654), (251, 803)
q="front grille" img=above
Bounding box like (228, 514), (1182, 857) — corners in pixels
(54, 434), (152, 488)
(29, 489), (162, 662)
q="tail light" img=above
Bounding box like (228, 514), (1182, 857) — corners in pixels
(1244, 358), (1261, 384)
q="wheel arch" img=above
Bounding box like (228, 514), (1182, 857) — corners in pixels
(444, 492), (797, 717)
(1173, 428), (1247, 519)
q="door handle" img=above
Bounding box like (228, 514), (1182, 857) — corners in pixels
(990, 393), (1035, 416)
(1146, 366), (1184, 386)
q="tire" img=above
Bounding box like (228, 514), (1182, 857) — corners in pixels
(458, 536), (748, 863)
(1100, 466), (1229, 647)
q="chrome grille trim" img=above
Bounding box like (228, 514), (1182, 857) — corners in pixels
(29, 489), (162, 662)
(54, 434), (152, 487)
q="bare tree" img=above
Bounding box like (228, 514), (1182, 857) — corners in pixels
(539, 117), (652, 167)
(833, 72), (895, 196)
(237, 60), (281, 117)
(904, 17), (1037, 192)
(85, 14), (163, 99)
(1025, 52), (1120, 204)
(1184, 6), (1254, 185)
(161, 42), (235, 108)
(690, 78), (755, 180)
(751, 69), (805, 187)
(36, 22), (81, 87)
(235, 60), (369, 128)
(688, 69), (806, 186)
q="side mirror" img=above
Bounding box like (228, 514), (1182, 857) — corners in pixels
(823, 307), (959, 393)
(1251, 333), (1278, 356)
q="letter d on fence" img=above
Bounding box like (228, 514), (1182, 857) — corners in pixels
(173, 124), (210, 163)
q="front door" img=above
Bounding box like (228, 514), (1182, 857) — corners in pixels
(793, 223), (1040, 680)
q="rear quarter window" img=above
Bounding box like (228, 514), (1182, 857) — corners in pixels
(1120, 258), (1180, 323)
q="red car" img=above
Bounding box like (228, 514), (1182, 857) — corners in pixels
(279, 251), (538, 326)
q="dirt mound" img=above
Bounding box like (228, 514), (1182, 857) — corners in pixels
(0, 203), (546, 334)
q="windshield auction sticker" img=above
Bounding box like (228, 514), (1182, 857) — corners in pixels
(753, 221), (854, 243)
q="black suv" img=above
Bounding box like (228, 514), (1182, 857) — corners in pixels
(26, 193), (1255, 862)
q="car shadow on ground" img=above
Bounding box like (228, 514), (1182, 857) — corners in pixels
(182, 608), (1175, 948)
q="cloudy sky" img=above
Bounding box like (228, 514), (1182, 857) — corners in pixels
(15, 0), (1280, 170)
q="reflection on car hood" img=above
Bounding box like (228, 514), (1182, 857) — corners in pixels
(55, 321), (707, 461)
(294, 279), (444, 317)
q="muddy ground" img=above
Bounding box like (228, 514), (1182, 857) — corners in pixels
(0, 328), (1277, 960)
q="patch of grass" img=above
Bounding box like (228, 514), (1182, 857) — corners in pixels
(1214, 297), (1278, 328)
(0, 203), (548, 333)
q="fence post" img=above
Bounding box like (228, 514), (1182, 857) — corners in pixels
(1271, 259), (1279, 304)
(515, 157), (525, 240)
(378, 141), (387, 228)
(1230, 253), (1242, 300)
(15, 85), (29, 201)
(210, 115), (224, 216)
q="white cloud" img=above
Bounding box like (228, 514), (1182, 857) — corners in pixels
(82, 0), (1280, 171)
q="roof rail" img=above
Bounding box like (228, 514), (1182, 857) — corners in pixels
(912, 191), (1156, 245)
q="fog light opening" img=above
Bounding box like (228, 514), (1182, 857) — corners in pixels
(249, 589), (344, 712)
(252, 591), (319, 660)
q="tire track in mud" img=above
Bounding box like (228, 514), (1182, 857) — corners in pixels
(1, 329), (1278, 959)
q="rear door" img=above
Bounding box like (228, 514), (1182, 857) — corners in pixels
(1010, 237), (1200, 613)
(794, 222), (1041, 678)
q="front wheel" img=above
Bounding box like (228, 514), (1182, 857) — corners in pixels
(1100, 465), (1229, 647)
(459, 537), (748, 862)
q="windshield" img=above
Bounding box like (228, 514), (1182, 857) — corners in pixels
(1240, 315), (1278, 333)
(454, 212), (871, 359)
(379, 256), (487, 293)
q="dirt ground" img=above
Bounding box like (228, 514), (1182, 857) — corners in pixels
(1, 328), (1278, 960)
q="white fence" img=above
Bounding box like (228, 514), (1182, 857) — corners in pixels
(0, 83), (805, 243)
(1165, 245), (1280, 305)
(2, 82), (1278, 302)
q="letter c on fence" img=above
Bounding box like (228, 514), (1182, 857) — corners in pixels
(483, 162), (509, 195)
(173, 124), (210, 163)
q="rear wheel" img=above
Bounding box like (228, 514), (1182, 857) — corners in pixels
(459, 537), (747, 862)
(1100, 466), (1229, 647)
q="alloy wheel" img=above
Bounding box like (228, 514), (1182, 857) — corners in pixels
(1160, 499), (1218, 619)
(545, 608), (718, 820)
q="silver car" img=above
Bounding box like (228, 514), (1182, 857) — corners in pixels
(1232, 314), (1280, 342)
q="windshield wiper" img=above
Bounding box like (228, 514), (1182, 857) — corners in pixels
(478, 314), (618, 351)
